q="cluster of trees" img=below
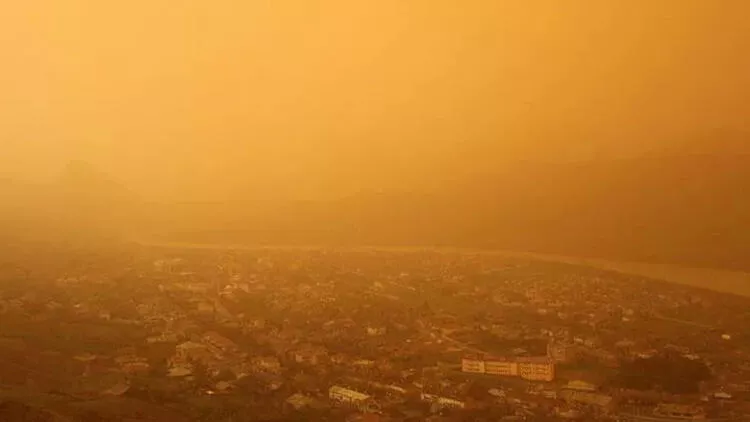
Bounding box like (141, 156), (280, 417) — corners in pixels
(612, 352), (711, 394)
(0, 401), (60, 422)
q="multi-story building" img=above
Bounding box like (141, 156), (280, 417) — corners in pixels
(485, 358), (519, 377)
(460, 355), (485, 374)
(366, 326), (387, 336)
(329, 386), (379, 412)
(461, 354), (555, 381)
(436, 397), (465, 410)
(517, 357), (555, 382)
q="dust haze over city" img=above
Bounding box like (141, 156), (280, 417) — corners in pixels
(1, 1), (750, 421)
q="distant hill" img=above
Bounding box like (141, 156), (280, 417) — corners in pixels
(59, 160), (135, 204)
(154, 153), (750, 271)
(0, 161), (138, 244)
(2, 154), (749, 271)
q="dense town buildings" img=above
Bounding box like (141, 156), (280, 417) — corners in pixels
(0, 243), (749, 420)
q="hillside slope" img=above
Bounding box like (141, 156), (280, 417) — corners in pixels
(155, 154), (750, 271)
(3, 155), (749, 271)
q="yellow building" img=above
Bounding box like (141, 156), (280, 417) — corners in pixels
(517, 357), (555, 382)
(485, 358), (519, 377)
(461, 354), (554, 381)
(461, 355), (486, 374)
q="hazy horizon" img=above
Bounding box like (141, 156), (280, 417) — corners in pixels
(4, 3), (750, 417)
(2, 1), (750, 273)
(3, 0), (750, 201)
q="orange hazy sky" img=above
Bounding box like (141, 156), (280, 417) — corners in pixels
(1, 0), (748, 200)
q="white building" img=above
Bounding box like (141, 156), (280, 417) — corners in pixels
(436, 397), (465, 409)
(366, 326), (387, 336)
(421, 393), (465, 410)
(329, 386), (379, 412)
(564, 380), (598, 392)
(330, 386), (370, 403)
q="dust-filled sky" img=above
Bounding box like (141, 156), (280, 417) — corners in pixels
(2, 0), (748, 200)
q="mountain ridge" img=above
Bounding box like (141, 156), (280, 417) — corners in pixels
(148, 153), (750, 271)
(2, 154), (749, 271)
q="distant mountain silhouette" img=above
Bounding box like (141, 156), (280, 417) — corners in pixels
(60, 160), (135, 203)
(156, 152), (750, 271)
(2, 154), (749, 271)
(0, 161), (137, 244)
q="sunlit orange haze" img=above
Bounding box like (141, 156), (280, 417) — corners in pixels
(1, 1), (750, 271)
(2, 0), (749, 200)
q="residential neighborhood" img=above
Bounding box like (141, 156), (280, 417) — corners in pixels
(1, 243), (749, 421)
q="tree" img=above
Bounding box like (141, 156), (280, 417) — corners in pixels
(150, 357), (168, 378)
(215, 368), (236, 383)
(192, 361), (211, 389)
